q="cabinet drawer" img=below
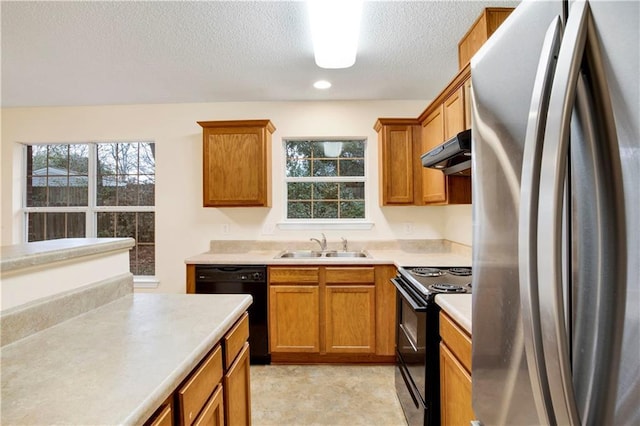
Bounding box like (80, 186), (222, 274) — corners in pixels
(224, 313), (249, 369)
(178, 345), (223, 425)
(325, 267), (375, 284)
(269, 267), (319, 283)
(193, 384), (224, 426)
(439, 312), (472, 372)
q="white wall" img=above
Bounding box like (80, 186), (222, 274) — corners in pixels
(1, 100), (472, 293)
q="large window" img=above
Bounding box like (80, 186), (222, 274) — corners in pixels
(24, 142), (155, 276)
(284, 139), (365, 220)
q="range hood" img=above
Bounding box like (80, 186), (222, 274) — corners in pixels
(420, 129), (471, 176)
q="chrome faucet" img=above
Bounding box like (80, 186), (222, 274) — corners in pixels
(341, 237), (348, 252)
(310, 233), (327, 251)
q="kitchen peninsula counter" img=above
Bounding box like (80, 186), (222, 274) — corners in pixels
(1, 293), (252, 425)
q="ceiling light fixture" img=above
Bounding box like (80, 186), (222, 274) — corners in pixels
(313, 80), (332, 89)
(308, 0), (363, 69)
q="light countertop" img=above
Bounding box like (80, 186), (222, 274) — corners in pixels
(1, 237), (135, 273)
(435, 294), (472, 334)
(185, 249), (471, 268)
(1, 293), (252, 425)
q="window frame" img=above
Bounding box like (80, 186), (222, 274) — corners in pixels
(21, 142), (156, 282)
(280, 137), (373, 229)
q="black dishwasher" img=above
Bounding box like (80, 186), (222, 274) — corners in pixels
(195, 265), (270, 364)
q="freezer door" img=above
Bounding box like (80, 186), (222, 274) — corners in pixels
(470, 1), (563, 424)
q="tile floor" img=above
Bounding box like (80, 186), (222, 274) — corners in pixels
(251, 364), (408, 426)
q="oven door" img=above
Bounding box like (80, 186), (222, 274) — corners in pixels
(392, 277), (427, 425)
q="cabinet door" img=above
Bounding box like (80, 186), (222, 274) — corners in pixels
(379, 125), (415, 205)
(223, 343), (251, 426)
(444, 86), (465, 139)
(421, 106), (447, 204)
(193, 385), (224, 426)
(440, 343), (474, 426)
(269, 285), (320, 352)
(324, 285), (376, 353)
(200, 120), (274, 207)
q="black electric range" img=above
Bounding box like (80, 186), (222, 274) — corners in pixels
(391, 266), (472, 426)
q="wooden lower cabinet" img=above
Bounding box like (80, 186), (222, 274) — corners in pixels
(145, 313), (250, 426)
(325, 285), (376, 353)
(268, 265), (395, 363)
(439, 311), (474, 426)
(269, 285), (320, 352)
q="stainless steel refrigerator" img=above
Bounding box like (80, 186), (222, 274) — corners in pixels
(471, 0), (639, 424)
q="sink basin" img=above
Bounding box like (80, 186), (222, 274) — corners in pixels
(275, 250), (370, 259)
(324, 251), (369, 258)
(276, 250), (323, 258)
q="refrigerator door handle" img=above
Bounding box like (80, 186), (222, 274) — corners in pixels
(537, 0), (589, 424)
(518, 16), (563, 425)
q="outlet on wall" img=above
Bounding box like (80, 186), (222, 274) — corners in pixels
(403, 222), (414, 234)
(221, 223), (230, 234)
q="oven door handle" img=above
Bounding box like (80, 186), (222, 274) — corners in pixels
(391, 277), (426, 312)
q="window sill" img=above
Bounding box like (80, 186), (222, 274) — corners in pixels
(277, 221), (374, 231)
(134, 276), (159, 289)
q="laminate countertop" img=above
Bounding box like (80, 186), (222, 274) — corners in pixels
(185, 249), (471, 268)
(1, 293), (252, 425)
(435, 294), (472, 334)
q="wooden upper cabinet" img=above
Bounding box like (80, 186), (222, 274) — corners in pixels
(198, 120), (275, 207)
(374, 119), (420, 206)
(458, 8), (514, 69)
(420, 106), (447, 204)
(444, 86), (466, 139)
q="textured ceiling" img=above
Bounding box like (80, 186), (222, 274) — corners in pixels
(1, 1), (520, 108)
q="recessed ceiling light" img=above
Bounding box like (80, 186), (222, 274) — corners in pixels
(313, 80), (332, 90)
(308, 0), (363, 69)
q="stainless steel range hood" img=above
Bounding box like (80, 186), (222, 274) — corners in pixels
(420, 129), (471, 175)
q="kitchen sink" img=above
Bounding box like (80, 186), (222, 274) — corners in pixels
(275, 250), (370, 259)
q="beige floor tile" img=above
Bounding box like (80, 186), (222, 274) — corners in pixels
(251, 365), (408, 426)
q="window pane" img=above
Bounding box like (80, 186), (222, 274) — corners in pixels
(287, 182), (312, 200)
(134, 244), (155, 275)
(96, 180), (117, 206)
(137, 212), (155, 243)
(117, 176), (139, 206)
(312, 160), (337, 177)
(286, 159), (311, 177)
(313, 183), (338, 200)
(27, 212), (85, 241)
(139, 143), (155, 175)
(340, 201), (365, 218)
(340, 182), (365, 200)
(341, 141), (365, 158)
(314, 201), (338, 218)
(98, 144), (117, 175)
(288, 202), (311, 219)
(139, 175), (155, 206)
(97, 212), (115, 237)
(339, 159), (364, 177)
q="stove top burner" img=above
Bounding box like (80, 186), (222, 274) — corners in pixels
(447, 267), (472, 276)
(410, 267), (445, 277)
(428, 283), (468, 293)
